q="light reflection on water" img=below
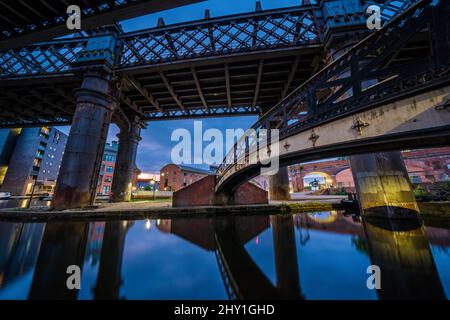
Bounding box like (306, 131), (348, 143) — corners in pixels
(0, 210), (449, 300)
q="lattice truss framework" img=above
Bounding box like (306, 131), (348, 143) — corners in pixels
(0, 0), (425, 127)
(120, 6), (322, 67)
(0, 0), (205, 49)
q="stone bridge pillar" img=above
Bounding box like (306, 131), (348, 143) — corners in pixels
(350, 152), (419, 218)
(110, 122), (141, 203)
(52, 34), (119, 210)
(269, 168), (290, 201)
(267, 120), (290, 201)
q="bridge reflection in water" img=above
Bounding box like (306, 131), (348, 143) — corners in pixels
(0, 212), (449, 300)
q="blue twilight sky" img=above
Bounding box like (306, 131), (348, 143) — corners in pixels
(61, 0), (308, 173)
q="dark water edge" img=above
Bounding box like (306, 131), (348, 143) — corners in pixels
(0, 208), (449, 300)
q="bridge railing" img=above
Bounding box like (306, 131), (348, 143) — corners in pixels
(363, 0), (419, 22)
(118, 5), (323, 69)
(0, 37), (89, 79)
(0, 0), (420, 79)
(216, 0), (449, 189)
(0, 4), (322, 79)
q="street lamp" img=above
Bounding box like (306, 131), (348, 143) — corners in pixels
(150, 179), (156, 201)
(27, 177), (38, 209)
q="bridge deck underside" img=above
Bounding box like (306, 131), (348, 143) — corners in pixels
(0, 0), (204, 50)
(0, 47), (321, 127)
(217, 85), (450, 193)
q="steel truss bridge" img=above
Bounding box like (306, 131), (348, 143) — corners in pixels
(0, 0), (419, 128)
(0, 0), (205, 50)
(216, 0), (450, 193)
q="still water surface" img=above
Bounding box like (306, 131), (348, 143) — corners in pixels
(0, 210), (449, 300)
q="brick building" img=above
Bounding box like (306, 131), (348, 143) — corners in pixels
(289, 147), (450, 192)
(97, 141), (119, 195)
(136, 173), (160, 190)
(159, 164), (213, 192)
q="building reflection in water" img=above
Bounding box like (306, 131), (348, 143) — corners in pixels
(0, 209), (448, 300)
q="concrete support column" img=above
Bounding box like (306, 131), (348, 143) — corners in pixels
(110, 123), (141, 203)
(269, 167), (290, 201)
(52, 66), (116, 210)
(263, 113), (290, 201)
(350, 151), (419, 218)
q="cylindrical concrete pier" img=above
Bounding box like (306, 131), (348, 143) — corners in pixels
(52, 66), (116, 210)
(110, 123), (141, 203)
(269, 167), (291, 201)
(350, 151), (419, 218)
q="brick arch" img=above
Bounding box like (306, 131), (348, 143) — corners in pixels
(290, 159), (350, 191)
(302, 171), (337, 191)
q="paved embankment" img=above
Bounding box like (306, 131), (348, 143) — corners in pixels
(0, 200), (346, 222)
(0, 199), (448, 223)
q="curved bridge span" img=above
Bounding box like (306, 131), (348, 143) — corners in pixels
(216, 0), (450, 194)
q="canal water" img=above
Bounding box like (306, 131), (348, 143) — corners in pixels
(0, 210), (449, 300)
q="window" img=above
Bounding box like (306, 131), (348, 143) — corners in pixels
(104, 176), (112, 183)
(106, 166), (114, 173)
(410, 176), (422, 184)
(104, 154), (116, 162)
(40, 127), (50, 139)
